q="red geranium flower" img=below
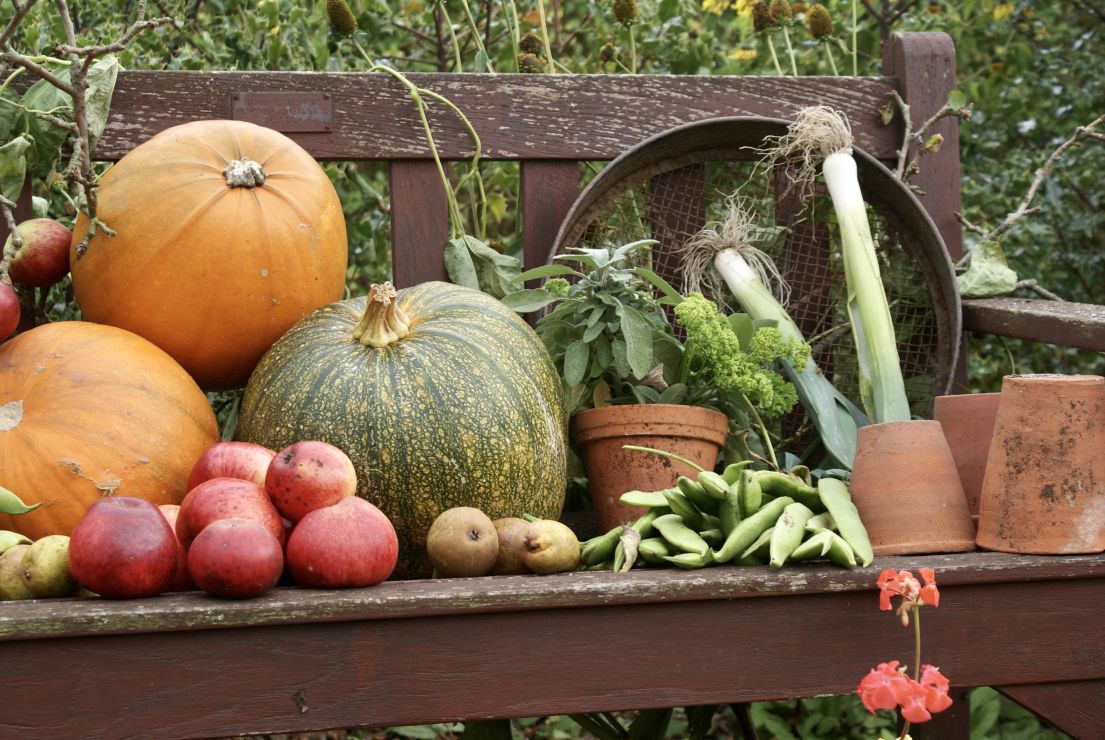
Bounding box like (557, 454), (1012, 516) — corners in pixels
(919, 664), (953, 713)
(857, 660), (909, 713)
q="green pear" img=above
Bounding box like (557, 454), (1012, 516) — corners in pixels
(489, 517), (531, 576)
(20, 534), (77, 598)
(425, 507), (499, 578)
(521, 520), (580, 574)
(0, 544), (33, 600)
(0, 529), (32, 556)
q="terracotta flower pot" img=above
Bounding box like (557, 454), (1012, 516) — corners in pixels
(849, 419), (976, 556)
(976, 374), (1105, 554)
(933, 392), (1002, 522)
(572, 404), (729, 532)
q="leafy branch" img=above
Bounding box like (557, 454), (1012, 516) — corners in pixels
(954, 113), (1105, 300)
(886, 89), (972, 185)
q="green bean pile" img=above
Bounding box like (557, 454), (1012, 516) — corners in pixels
(578, 463), (874, 572)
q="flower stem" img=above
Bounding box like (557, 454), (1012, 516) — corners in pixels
(628, 24), (637, 73)
(852, 0), (858, 75)
(739, 393), (779, 470)
(536, 0), (555, 73)
(822, 41), (838, 76)
(898, 605), (922, 740)
(780, 25), (798, 75)
(766, 36), (784, 75)
(458, 0), (495, 72)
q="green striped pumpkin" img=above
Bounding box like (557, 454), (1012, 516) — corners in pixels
(236, 281), (569, 578)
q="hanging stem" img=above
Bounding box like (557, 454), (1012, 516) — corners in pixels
(621, 445), (706, 473)
(437, 1), (464, 71)
(500, 0), (521, 64)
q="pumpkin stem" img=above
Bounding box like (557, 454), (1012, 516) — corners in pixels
(353, 282), (412, 348)
(223, 159), (267, 188)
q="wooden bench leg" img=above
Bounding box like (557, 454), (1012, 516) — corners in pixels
(1001, 680), (1105, 739)
(913, 688), (971, 740)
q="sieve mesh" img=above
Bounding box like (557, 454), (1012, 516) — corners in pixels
(553, 118), (959, 460)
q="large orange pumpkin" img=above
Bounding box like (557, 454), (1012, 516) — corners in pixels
(69, 119), (348, 390)
(0, 321), (219, 540)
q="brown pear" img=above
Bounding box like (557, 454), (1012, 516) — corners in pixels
(0, 544), (34, 600)
(521, 519), (580, 574)
(20, 534), (77, 598)
(425, 507), (499, 578)
(490, 517), (531, 575)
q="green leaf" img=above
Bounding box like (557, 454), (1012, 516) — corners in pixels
(728, 312), (755, 350)
(632, 266), (682, 302)
(501, 288), (559, 313)
(485, 191), (507, 223)
(958, 240), (1018, 298)
(84, 56), (121, 153)
(611, 338), (630, 378)
(563, 340), (589, 386)
(31, 195), (48, 218)
(658, 382), (687, 404)
(618, 304), (654, 379)
(658, 0), (680, 21)
(970, 686), (1002, 737)
(444, 237), (480, 290)
(513, 263), (576, 283)
(0, 485), (41, 515)
(474, 50), (489, 73)
(19, 63), (73, 176)
(0, 134), (31, 203)
(947, 89), (968, 110)
(582, 319), (606, 342)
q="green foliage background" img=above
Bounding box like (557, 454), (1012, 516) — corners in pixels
(4, 0), (1099, 737)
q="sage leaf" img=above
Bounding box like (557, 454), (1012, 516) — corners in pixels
(85, 56), (121, 153)
(618, 304), (654, 379)
(444, 237), (480, 290)
(500, 288), (558, 313)
(563, 340), (589, 386)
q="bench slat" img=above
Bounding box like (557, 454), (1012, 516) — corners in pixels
(962, 297), (1105, 352)
(521, 160), (580, 274)
(1, 565), (1104, 738)
(94, 72), (904, 162)
(2, 552), (1102, 641)
(389, 160), (450, 286)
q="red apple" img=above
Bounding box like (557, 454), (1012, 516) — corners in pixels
(5, 218), (72, 287)
(265, 440), (357, 523)
(187, 441), (276, 490)
(177, 477), (286, 549)
(285, 496), (398, 588)
(186, 518), (283, 599)
(68, 497), (179, 599)
(0, 282), (19, 340)
(157, 504), (195, 592)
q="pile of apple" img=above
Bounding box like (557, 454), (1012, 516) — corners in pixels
(67, 440), (399, 599)
(1, 218), (72, 340)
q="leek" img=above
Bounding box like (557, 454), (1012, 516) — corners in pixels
(763, 107), (911, 424)
(682, 199), (867, 470)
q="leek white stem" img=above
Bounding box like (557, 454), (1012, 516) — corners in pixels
(822, 150), (911, 423)
(714, 248), (866, 469)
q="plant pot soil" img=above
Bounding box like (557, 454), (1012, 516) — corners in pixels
(572, 404), (729, 532)
(976, 374), (1105, 555)
(933, 392), (1001, 522)
(848, 419), (976, 556)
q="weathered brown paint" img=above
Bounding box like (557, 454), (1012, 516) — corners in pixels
(963, 297), (1105, 352)
(2, 554), (1104, 738)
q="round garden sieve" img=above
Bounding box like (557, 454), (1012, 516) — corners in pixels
(550, 116), (961, 458)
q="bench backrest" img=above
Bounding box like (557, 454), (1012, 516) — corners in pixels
(54, 32), (960, 288)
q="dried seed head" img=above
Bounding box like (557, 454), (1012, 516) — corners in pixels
(769, 0), (793, 22)
(751, 1), (775, 31)
(517, 52), (547, 73)
(613, 0), (638, 24)
(519, 32), (543, 55)
(806, 3), (832, 37)
(599, 42), (618, 63)
(326, 0), (357, 35)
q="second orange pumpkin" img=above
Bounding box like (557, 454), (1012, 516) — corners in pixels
(69, 119), (348, 390)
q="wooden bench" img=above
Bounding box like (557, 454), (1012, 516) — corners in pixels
(3, 31), (1105, 739)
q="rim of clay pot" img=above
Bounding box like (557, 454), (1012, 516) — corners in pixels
(1002, 373), (1104, 386)
(855, 418), (943, 439)
(571, 404), (729, 447)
